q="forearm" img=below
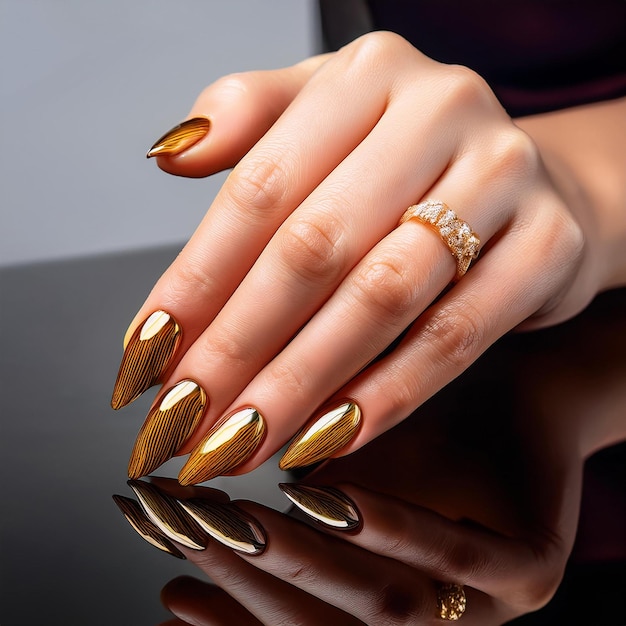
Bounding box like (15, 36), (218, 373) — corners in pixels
(516, 97), (626, 293)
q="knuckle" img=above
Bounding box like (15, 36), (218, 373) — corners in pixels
(277, 214), (346, 286)
(338, 31), (415, 74)
(441, 64), (493, 108)
(420, 303), (486, 372)
(263, 359), (312, 400)
(229, 152), (290, 218)
(490, 128), (542, 182)
(200, 327), (251, 371)
(168, 256), (218, 303)
(350, 259), (417, 323)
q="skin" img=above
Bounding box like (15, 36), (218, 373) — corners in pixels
(157, 292), (626, 624)
(125, 32), (626, 475)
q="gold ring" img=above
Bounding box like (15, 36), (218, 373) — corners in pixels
(399, 200), (480, 280)
(436, 583), (467, 620)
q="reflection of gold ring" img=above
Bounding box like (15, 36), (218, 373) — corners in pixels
(436, 583), (467, 620)
(400, 200), (480, 281)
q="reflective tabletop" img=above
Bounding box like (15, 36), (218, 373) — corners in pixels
(1, 247), (624, 625)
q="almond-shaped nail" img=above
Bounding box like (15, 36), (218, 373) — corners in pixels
(279, 484), (360, 530)
(128, 380), (207, 479)
(178, 499), (266, 555)
(111, 310), (181, 410)
(128, 480), (207, 550)
(178, 407), (266, 486)
(146, 117), (211, 158)
(279, 401), (361, 470)
(112, 495), (186, 559)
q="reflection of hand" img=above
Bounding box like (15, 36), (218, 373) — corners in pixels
(110, 30), (626, 484)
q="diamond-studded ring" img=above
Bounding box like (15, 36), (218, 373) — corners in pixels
(436, 583), (467, 620)
(399, 200), (480, 281)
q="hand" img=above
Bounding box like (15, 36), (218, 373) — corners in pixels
(110, 32), (625, 483)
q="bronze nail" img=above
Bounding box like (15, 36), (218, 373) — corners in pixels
(111, 310), (181, 410)
(178, 407), (266, 486)
(112, 495), (186, 559)
(279, 401), (361, 470)
(128, 380), (207, 479)
(279, 483), (360, 530)
(178, 499), (266, 555)
(127, 480), (207, 550)
(146, 117), (211, 158)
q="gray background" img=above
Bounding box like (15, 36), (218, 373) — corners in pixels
(0, 0), (317, 267)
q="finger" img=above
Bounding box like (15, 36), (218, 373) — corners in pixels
(330, 184), (581, 458)
(151, 55), (331, 178)
(235, 500), (507, 626)
(173, 539), (362, 626)
(292, 483), (540, 599)
(162, 576), (263, 626)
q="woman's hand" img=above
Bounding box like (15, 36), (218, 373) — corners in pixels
(110, 32), (626, 483)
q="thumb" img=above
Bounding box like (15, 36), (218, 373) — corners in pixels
(148, 54), (331, 178)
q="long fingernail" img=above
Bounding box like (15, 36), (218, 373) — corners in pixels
(111, 310), (181, 410)
(279, 484), (360, 530)
(279, 401), (361, 470)
(146, 117), (211, 158)
(178, 499), (266, 555)
(128, 380), (208, 479)
(128, 480), (207, 550)
(112, 495), (186, 559)
(178, 407), (266, 486)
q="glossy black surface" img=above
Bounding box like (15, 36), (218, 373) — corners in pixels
(1, 248), (624, 625)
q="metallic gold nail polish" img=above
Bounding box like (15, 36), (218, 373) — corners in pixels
(112, 495), (186, 559)
(128, 380), (207, 479)
(178, 407), (266, 486)
(128, 480), (207, 550)
(111, 310), (181, 410)
(178, 499), (266, 555)
(279, 484), (360, 530)
(146, 117), (211, 158)
(279, 401), (361, 471)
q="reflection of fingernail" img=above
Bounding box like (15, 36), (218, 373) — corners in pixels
(279, 484), (360, 530)
(146, 117), (211, 158)
(179, 499), (266, 555)
(128, 480), (207, 550)
(128, 380), (207, 479)
(178, 407), (266, 486)
(112, 495), (186, 559)
(111, 311), (181, 410)
(279, 401), (361, 470)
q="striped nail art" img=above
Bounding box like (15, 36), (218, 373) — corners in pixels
(178, 407), (266, 485)
(111, 310), (181, 410)
(112, 494), (186, 559)
(128, 380), (207, 479)
(146, 117), (211, 158)
(279, 401), (361, 471)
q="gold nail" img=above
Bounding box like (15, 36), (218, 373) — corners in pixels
(112, 495), (186, 559)
(279, 401), (361, 471)
(128, 380), (207, 479)
(111, 310), (181, 410)
(146, 117), (211, 158)
(127, 480), (207, 550)
(279, 484), (360, 530)
(178, 407), (266, 486)
(178, 499), (266, 555)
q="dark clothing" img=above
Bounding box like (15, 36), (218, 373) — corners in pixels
(319, 0), (626, 116)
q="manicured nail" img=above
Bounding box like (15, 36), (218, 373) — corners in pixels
(128, 480), (207, 550)
(111, 310), (181, 410)
(146, 117), (211, 158)
(279, 401), (361, 470)
(178, 407), (266, 486)
(128, 380), (208, 479)
(112, 495), (186, 559)
(279, 484), (360, 530)
(178, 499), (266, 555)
